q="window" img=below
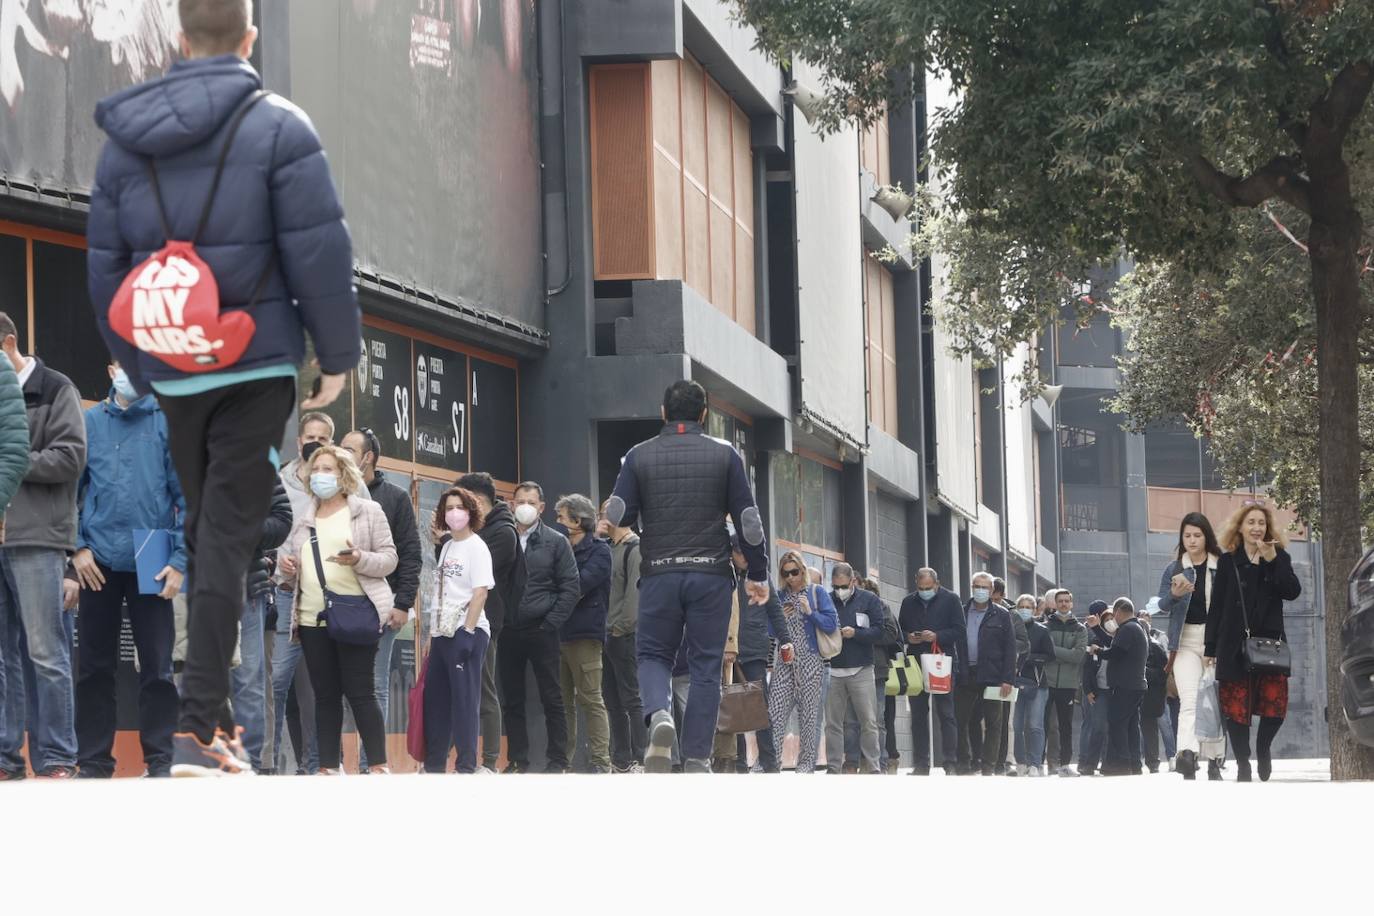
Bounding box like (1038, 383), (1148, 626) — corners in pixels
(1, 220), (107, 403)
(773, 451), (844, 557)
(295, 318), (521, 485)
(588, 57), (756, 331)
(863, 253), (898, 435)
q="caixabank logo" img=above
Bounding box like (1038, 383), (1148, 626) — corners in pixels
(109, 241), (255, 373)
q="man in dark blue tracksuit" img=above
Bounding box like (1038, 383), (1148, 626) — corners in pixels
(605, 380), (770, 773)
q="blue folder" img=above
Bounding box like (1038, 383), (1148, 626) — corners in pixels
(133, 529), (184, 595)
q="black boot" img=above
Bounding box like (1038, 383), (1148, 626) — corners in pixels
(1257, 716), (1282, 782)
(1207, 758), (1223, 781)
(1225, 719), (1252, 782)
(1178, 750), (1197, 780)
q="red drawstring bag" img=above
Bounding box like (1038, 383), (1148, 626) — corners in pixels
(407, 652), (430, 765)
(107, 91), (269, 374)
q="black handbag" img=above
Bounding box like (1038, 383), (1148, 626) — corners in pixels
(309, 528), (383, 646)
(1233, 560), (1292, 676)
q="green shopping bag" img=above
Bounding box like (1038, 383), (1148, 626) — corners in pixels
(885, 651), (924, 697)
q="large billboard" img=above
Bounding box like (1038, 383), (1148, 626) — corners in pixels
(287, 0), (543, 330)
(0, 0), (180, 189)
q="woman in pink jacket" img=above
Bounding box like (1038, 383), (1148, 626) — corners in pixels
(280, 446), (397, 774)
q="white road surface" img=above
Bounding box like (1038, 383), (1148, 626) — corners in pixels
(2, 759), (1366, 911)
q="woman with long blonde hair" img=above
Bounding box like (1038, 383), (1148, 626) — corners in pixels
(1206, 499), (1301, 782)
(766, 550), (838, 773)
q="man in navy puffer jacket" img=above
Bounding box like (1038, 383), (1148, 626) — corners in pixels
(86, 0), (359, 776)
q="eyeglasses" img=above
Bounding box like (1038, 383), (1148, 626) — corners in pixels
(1242, 497), (1267, 507)
(782, 568), (803, 579)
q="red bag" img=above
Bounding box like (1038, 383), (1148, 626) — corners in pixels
(407, 651), (430, 765)
(107, 91), (268, 374)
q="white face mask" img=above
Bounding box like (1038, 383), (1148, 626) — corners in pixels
(513, 503), (539, 527)
(835, 586), (853, 602)
(1103, 618), (1119, 635)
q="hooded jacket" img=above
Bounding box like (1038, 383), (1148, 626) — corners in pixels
(0, 353), (29, 513)
(1042, 613), (1089, 690)
(76, 391), (186, 572)
(7, 358), (86, 551)
(87, 55), (359, 393)
(607, 533), (642, 637)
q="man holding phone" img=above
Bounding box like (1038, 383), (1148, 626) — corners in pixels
(898, 568), (964, 775)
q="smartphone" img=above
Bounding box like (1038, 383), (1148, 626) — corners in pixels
(337, 549), (353, 557)
(1183, 567), (1197, 584)
(309, 375), (323, 400)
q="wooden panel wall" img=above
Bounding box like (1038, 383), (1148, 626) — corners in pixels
(589, 64), (654, 279)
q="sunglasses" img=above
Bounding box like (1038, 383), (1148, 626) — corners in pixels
(782, 568), (803, 579)
(1242, 498), (1267, 508)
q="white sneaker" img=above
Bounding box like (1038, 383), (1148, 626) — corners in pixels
(1058, 765), (1079, 777)
(474, 766), (496, 775)
(644, 710), (675, 773)
(1015, 764), (1029, 777)
(1028, 765), (1044, 778)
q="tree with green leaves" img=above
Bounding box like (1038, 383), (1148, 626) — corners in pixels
(732, 0), (1374, 777)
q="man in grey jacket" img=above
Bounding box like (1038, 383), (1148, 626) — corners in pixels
(599, 501), (645, 772)
(0, 313), (88, 779)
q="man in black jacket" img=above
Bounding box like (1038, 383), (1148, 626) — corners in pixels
(455, 472), (521, 773)
(954, 572), (1017, 775)
(1090, 597), (1148, 776)
(342, 429), (421, 771)
(899, 568), (965, 774)
(230, 476), (292, 772)
(825, 563), (885, 774)
(605, 381), (770, 774)
(503, 481), (580, 772)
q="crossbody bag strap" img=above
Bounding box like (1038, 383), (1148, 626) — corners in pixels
(1232, 559), (1251, 638)
(309, 527), (329, 603)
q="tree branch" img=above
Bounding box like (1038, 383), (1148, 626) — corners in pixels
(1188, 153), (1313, 215)
(1310, 61), (1374, 154)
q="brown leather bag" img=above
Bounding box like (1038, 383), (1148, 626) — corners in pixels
(716, 662), (770, 734)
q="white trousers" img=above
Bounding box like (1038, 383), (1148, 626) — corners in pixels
(1174, 624), (1224, 759)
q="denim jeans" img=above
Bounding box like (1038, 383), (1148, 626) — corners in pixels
(1078, 690), (1111, 773)
(230, 592), (269, 770)
(0, 547), (77, 773)
(360, 624), (400, 770)
(270, 588), (318, 773)
(1012, 685), (1049, 766)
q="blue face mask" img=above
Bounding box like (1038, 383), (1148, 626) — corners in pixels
(1017, 608), (1034, 622)
(917, 588), (937, 602)
(971, 587), (991, 605)
(310, 473), (340, 500)
(111, 369), (137, 401)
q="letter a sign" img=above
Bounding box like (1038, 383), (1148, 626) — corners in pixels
(108, 240), (256, 374)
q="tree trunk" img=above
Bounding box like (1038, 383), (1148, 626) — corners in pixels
(1309, 189), (1374, 781)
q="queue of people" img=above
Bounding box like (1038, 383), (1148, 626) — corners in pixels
(0, 364), (1304, 780)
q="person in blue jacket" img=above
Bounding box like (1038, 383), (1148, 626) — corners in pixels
(70, 361), (186, 778)
(86, 0), (360, 775)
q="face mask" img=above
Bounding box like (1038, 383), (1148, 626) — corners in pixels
(111, 369), (137, 401)
(835, 586), (853, 601)
(1056, 609), (1072, 620)
(513, 503), (539, 527)
(445, 508), (470, 532)
(1017, 608), (1033, 622)
(1103, 618), (1119, 634)
(971, 587), (990, 605)
(309, 473), (340, 500)
(917, 588), (937, 602)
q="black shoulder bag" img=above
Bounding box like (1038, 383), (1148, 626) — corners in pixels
(1232, 558), (1291, 676)
(310, 528), (382, 646)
